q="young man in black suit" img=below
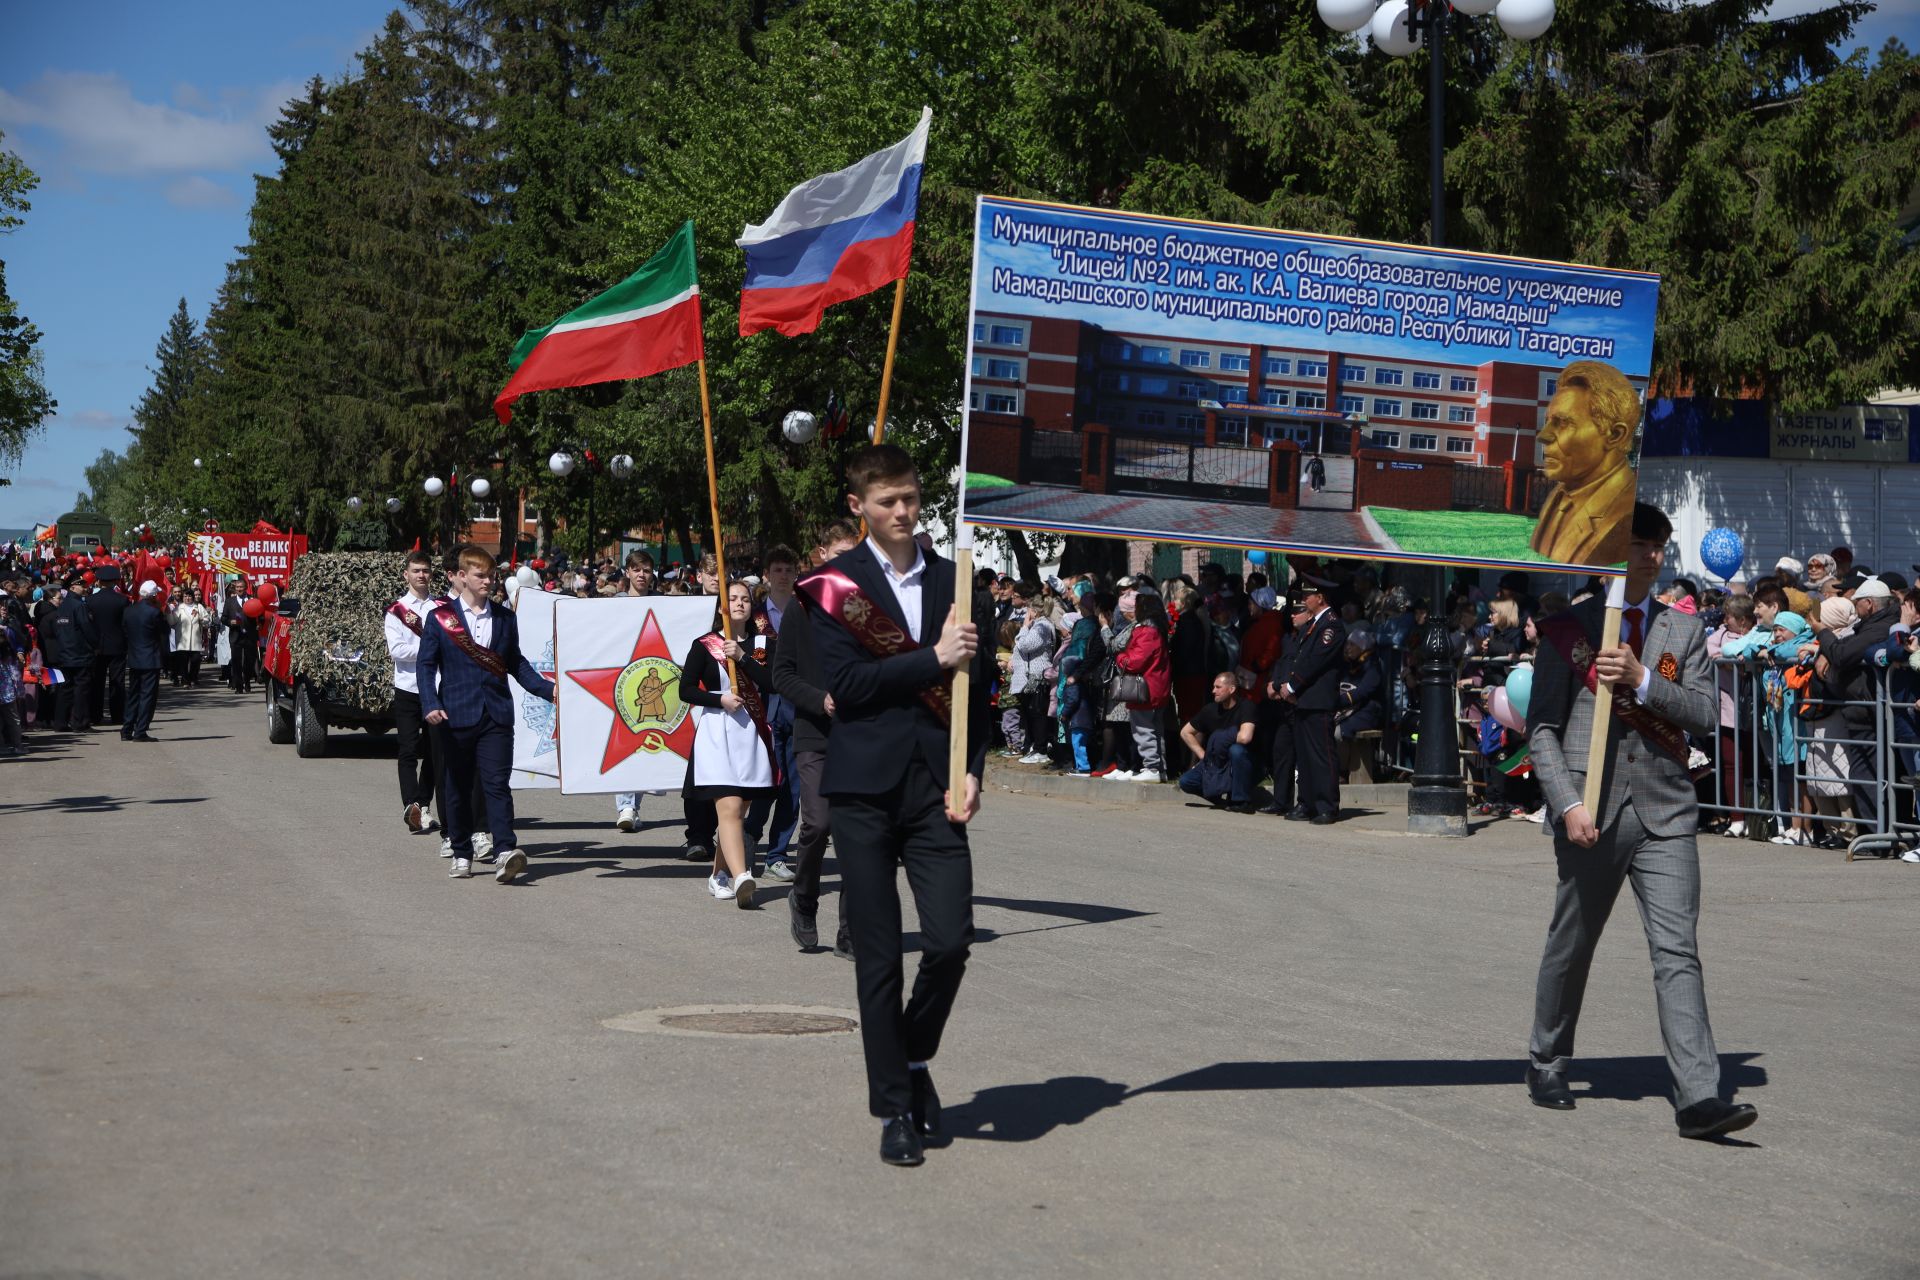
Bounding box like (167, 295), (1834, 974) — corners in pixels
(121, 580), (170, 741)
(803, 445), (992, 1167)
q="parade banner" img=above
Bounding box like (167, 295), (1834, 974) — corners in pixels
(510, 586), (560, 790)
(185, 530), (309, 582)
(553, 595), (717, 795)
(957, 196), (1662, 573)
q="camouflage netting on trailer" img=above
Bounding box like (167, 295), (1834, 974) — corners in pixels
(285, 552), (406, 714)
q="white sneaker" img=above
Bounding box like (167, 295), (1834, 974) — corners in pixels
(495, 849), (527, 884)
(1104, 769), (1136, 782)
(734, 872), (756, 908)
(707, 872), (734, 900)
(616, 807), (638, 832)
(1019, 753), (1049, 765)
(438, 836), (454, 858)
(764, 859), (797, 883)
(1725, 821), (1747, 838)
(449, 857), (472, 878)
(1525, 807), (1547, 824)
(1900, 849), (1920, 864)
(472, 832), (495, 862)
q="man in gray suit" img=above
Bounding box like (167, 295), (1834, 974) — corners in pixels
(1524, 502), (1758, 1140)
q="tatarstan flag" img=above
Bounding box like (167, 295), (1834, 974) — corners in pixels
(494, 221), (704, 423)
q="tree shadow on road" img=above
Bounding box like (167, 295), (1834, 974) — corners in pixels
(0, 793), (210, 814)
(950, 1054), (1767, 1144)
(904, 895), (1156, 955)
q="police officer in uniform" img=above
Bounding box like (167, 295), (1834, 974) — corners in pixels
(1261, 611), (1302, 816)
(1277, 581), (1346, 825)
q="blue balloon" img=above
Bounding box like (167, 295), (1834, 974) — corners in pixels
(1248, 550), (1268, 565)
(1699, 527), (1745, 581)
(1506, 663), (1533, 720)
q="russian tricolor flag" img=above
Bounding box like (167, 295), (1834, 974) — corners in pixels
(737, 108), (930, 338)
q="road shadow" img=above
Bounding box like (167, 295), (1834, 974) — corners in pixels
(904, 895), (1155, 954)
(950, 1053), (1767, 1145)
(0, 793), (210, 815)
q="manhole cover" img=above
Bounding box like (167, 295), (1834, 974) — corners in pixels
(602, 1004), (859, 1038)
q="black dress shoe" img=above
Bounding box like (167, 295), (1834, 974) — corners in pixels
(1282, 807), (1311, 821)
(879, 1115), (925, 1167)
(1526, 1065), (1576, 1110)
(1310, 812), (1336, 825)
(788, 896), (818, 950)
(910, 1067), (943, 1141)
(132, 733), (156, 742)
(1675, 1097), (1758, 1140)
(833, 933), (855, 962)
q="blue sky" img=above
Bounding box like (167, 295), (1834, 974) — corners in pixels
(0, 0), (395, 529)
(1, 1), (1913, 532)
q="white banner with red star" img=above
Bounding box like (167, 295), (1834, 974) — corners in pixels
(510, 586), (561, 789)
(553, 594), (714, 795)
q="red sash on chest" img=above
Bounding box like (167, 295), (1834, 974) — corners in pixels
(432, 603), (509, 678)
(1537, 611), (1688, 766)
(700, 632), (778, 781)
(387, 599), (425, 635)
(797, 565), (951, 727)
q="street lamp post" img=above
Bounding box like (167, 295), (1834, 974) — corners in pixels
(1315, 0), (1554, 836)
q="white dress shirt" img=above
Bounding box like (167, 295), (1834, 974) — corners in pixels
(384, 590), (438, 694)
(459, 597), (494, 649)
(867, 536), (927, 641)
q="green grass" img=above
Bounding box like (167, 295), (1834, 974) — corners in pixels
(966, 472), (1015, 490)
(1365, 507), (1556, 564)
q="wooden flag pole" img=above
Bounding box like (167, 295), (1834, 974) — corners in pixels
(948, 524), (974, 808)
(1582, 574), (1628, 819)
(695, 356), (739, 690)
(870, 276), (908, 446)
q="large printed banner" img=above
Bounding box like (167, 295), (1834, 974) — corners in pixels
(186, 531), (309, 582)
(510, 586), (560, 790)
(553, 595), (716, 795)
(958, 197), (1662, 572)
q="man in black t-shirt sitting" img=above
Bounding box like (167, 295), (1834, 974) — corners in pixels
(1177, 671), (1259, 812)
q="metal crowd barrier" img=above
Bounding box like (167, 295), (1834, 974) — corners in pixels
(1699, 656), (1914, 860)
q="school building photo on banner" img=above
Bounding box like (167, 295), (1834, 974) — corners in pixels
(958, 197), (1662, 573)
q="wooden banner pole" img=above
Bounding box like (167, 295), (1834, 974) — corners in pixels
(695, 356), (738, 690)
(948, 524), (974, 809)
(870, 276), (908, 446)
(1582, 574), (1628, 819)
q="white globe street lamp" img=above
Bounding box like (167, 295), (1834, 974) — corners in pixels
(1495, 0), (1554, 41)
(1372, 0), (1422, 56)
(385, 497), (403, 515)
(548, 451), (575, 478)
(423, 476), (445, 497)
(470, 477), (491, 499)
(1317, 0), (1378, 33)
(609, 454), (635, 480)
(346, 495), (363, 513)
(783, 410), (819, 444)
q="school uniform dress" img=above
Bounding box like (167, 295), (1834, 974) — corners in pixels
(679, 636), (776, 801)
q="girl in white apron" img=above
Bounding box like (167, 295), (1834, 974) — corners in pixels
(680, 581), (776, 906)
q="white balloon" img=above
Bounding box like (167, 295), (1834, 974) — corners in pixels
(470, 477), (491, 499)
(1495, 0), (1554, 40)
(1316, 0), (1377, 33)
(1371, 0), (1421, 55)
(515, 565), (540, 588)
(1451, 0), (1499, 14)
(548, 451), (575, 477)
(783, 410), (818, 444)
(423, 476), (445, 497)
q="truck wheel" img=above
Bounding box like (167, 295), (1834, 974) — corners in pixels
(294, 681), (327, 758)
(367, 723), (391, 736)
(266, 681), (294, 745)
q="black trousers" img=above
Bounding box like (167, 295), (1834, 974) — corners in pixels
(830, 758), (974, 1118)
(441, 719), (516, 856)
(55, 665), (93, 731)
(1268, 703), (1297, 811)
(788, 747), (840, 931)
(681, 754), (717, 849)
(92, 653), (126, 724)
(1294, 707), (1339, 817)
(392, 690), (436, 810)
(123, 668), (159, 737)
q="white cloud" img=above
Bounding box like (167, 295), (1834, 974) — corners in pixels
(164, 174), (239, 209)
(0, 71), (302, 178)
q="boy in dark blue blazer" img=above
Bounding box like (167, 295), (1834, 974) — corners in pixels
(418, 545), (555, 883)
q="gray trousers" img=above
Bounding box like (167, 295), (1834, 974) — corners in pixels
(1529, 796), (1721, 1109)
(1128, 708), (1163, 776)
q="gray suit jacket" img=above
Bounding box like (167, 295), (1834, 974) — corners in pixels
(1526, 598), (1718, 839)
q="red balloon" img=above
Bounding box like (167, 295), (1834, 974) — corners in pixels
(256, 581), (279, 603)
(154, 555), (171, 568)
(82, 571), (96, 585)
(241, 597), (266, 618)
(530, 558), (547, 571)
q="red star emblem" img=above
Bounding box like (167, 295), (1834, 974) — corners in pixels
(566, 610), (696, 774)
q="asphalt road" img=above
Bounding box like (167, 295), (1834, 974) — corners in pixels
(4, 683), (1916, 1279)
